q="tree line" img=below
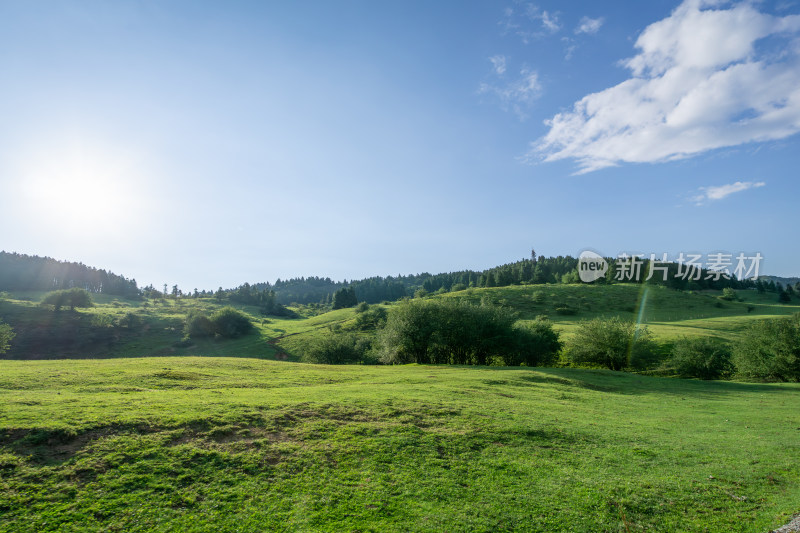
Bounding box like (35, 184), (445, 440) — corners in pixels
(3, 250), (778, 309)
(0, 252), (138, 297)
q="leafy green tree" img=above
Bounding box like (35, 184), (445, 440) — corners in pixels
(778, 290), (792, 303)
(0, 320), (14, 354)
(565, 317), (656, 371)
(733, 316), (800, 381)
(505, 317), (562, 367)
(116, 312), (144, 330)
(354, 306), (388, 330)
(667, 337), (733, 380)
(41, 288), (93, 311)
(561, 270), (580, 284)
(302, 331), (373, 364)
(184, 311), (215, 338)
(379, 300), (439, 364)
(209, 307), (253, 338)
(720, 288), (737, 301)
(377, 299), (560, 366)
(332, 287), (358, 309)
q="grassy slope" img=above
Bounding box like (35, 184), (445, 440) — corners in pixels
(431, 284), (800, 340)
(3, 284), (799, 361)
(270, 284), (800, 359)
(0, 357), (798, 532)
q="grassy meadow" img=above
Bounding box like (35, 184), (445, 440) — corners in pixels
(1, 284), (799, 531)
(0, 357), (799, 532)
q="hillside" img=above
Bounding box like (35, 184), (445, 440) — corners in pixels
(2, 284), (799, 361)
(762, 275), (800, 288)
(0, 357), (797, 532)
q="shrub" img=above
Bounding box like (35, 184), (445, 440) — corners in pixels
(720, 288), (737, 301)
(41, 288), (93, 311)
(184, 307), (253, 339)
(668, 337), (733, 379)
(565, 317), (657, 371)
(627, 336), (661, 371)
(353, 306), (388, 330)
(116, 312), (144, 329)
(355, 302), (370, 313)
(302, 332), (374, 364)
(506, 317), (562, 367)
(0, 321), (14, 354)
(377, 299), (560, 366)
(90, 314), (114, 328)
(733, 316), (800, 381)
(209, 307), (253, 338)
(184, 311), (216, 338)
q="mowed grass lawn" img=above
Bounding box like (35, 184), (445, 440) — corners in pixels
(0, 358), (798, 532)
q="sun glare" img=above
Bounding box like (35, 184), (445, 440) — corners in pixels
(17, 140), (146, 239)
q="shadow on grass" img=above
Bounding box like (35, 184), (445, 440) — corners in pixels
(474, 365), (800, 398)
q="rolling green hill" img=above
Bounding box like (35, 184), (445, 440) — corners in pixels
(2, 283), (799, 362)
(2, 284), (799, 531)
(267, 283), (800, 361)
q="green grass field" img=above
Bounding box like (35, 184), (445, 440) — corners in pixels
(0, 357), (798, 532)
(2, 285), (799, 530)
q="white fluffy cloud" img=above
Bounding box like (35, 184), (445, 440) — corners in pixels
(533, 0), (800, 173)
(575, 16), (604, 35)
(691, 180), (765, 204)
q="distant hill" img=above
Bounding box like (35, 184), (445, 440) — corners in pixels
(0, 251), (139, 297)
(761, 275), (800, 288)
(1, 250), (766, 307)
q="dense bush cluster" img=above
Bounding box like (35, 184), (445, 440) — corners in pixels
(667, 337), (733, 380)
(302, 331), (375, 365)
(377, 299), (561, 366)
(0, 320), (14, 354)
(564, 317), (657, 371)
(733, 315), (800, 382)
(184, 307), (254, 339)
(353, 304), (388, 330)
(41, 288), (94, 311)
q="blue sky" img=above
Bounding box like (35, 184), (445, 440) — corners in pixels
(1, 0), (799, 291)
